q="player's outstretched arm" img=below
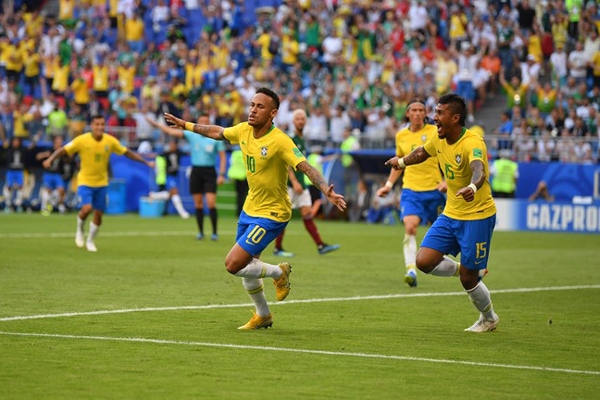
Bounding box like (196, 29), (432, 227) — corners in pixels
(163, 113), (226, 141)
(297, 161), (346, 212)
(42, 147), (67, 169)
(124, 149), (154, 168)
(385, 145), (430, 170)
(146, 117), (185, 139)
(456, 160), (485, 202)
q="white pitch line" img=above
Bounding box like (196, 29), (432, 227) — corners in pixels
(0, 231), (205, 238)
(1, 331), (598, 376)
(1, 284), (599, 323)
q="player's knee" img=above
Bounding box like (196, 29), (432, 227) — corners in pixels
(405, 224), (418, 236)
(300, 207), (311, 219)
(224, 256), (242, 275)
(415, 251), (436, 273)
(459, 269), (479, 290)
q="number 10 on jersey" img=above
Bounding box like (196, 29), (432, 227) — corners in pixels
(246, 155), (255, 173)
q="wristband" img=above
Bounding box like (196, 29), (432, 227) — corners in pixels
(184, 122), (195, 131)
(397, 157), (406, 168)
(385, 181), (394, 189)
(468, 183), (478, 194)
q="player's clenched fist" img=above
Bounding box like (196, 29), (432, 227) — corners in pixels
(455, 186), (475, 202)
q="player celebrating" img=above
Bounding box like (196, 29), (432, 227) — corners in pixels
(377, 99), (446, 287)
(164, 88), (346, 330)
(273, 108), (340, 257)
(43, 115), (153, 252)
(386, 94), (499, 332)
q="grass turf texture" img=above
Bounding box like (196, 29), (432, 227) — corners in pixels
(1, 214), (599, 399)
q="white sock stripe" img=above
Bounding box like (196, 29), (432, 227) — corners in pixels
(465, 282), (481, 293)
(1, 284), (598, 322)
(0, 331), (597, 376)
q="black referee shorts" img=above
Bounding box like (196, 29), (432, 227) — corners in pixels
(190, 166), (217, 194)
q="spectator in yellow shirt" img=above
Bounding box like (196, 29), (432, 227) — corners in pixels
(24, 47), (42, 98)
(281, 33), (299, 71)
(70, 70), (90, 116)
(13, 103), (34, 138)
(117, 60), (136, 94)
(5, 41), (23, 82)
(125, 12), (145, 54)
(591, 50), (600, 88)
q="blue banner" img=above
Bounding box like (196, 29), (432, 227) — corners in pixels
(495, 199), (600, 234)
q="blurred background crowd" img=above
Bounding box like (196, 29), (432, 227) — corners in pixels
(0, 0), (600, 215)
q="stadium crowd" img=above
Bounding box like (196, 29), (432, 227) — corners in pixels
(1, 0), (600, 212)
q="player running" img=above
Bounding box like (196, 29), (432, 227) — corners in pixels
(377, 99), (446, 287)
(43, 115), (154, 252)
(386, 94), (499, 332)
(164, 88), (346, 330)
(36, 136), (70, 215)
(273, 108), (340, 257)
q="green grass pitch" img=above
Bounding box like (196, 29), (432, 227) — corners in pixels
(1, 214), (599, 399)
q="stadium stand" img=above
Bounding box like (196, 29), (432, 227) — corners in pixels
(0, 0), (599, 213)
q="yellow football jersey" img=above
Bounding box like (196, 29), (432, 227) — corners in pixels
(424, 128), (496, 220)
(65, 133), (127, 187)
(223, 122), (307, 222)
(396, 124), (443, 191)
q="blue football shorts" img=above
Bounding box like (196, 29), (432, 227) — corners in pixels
(421, 213), (496, 270)
(77, 185), (108, 212)
(236, 210), (288, 256)
(42, 172), (65, 190)
(400, 188), (446, 225)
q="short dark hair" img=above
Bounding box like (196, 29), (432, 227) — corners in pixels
(438, 93), (467, 127)
(255, 87), (280, 110)
(90, 114), (105, 122)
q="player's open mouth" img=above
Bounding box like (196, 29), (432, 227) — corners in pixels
(436, 123), (443, 133)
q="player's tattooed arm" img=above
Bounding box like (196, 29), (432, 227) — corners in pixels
(297, 161), (346, 211)
(469, 160), (486, 189)
(456, 160), (485, 202)
(163, 113), (227, 141)
(385, 146), (430, 170)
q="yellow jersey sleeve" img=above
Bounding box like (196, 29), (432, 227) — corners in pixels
(223, 123), (242, 144)
(109, 135), (128, 155)
(423, 137), (437, 156)
(64, 135), (82, 156)
(278, 134), (307, 170)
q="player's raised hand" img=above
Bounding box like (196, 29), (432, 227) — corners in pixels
(325, 184), (346, 212)
(376, 186), (391, 197)
(385, 156), (402, 170)
(164, 113), (185, 129)
(42, 159), (52, 169)
(456, 186), (475, 202)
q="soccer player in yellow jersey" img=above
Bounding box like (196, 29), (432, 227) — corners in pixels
(386, 94), (499, 332)
(377, 99), (447, 287)
(164, 88), (347, 330)
(42, 115), (153, 252)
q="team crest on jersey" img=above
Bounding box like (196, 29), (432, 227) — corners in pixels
(421, 134), (427, 142)
(104, 145), (109, 152)
(455, 154), (462, 164)
(261, 147), (268, 157)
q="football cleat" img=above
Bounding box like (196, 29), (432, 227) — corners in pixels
(273, 262), (292, 301)
(464, 315), (499, 333)
(196, 233), (204, 240)
(211, 233), (218, 241)
(238, 311), (273, 330)
(318, 244), (340, 255)
(404, 269), (418, 287)
(75, 231), (85, 248)
(85, 240), (98, 253)
(273, 248), (295, 257)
